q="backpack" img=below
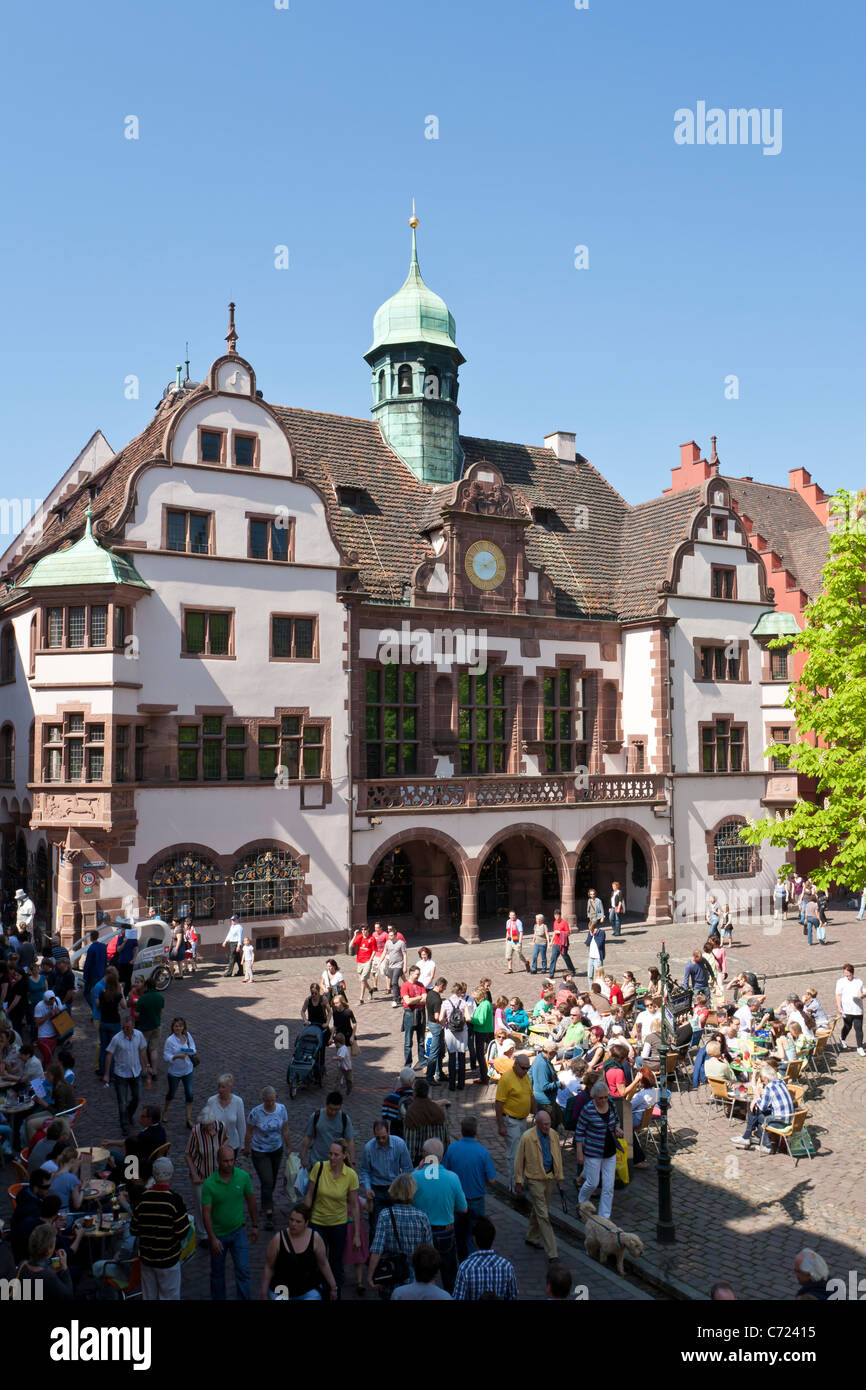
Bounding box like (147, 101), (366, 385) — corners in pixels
(447, 997), (466, 1033)
(312, 1108), (347, 1139)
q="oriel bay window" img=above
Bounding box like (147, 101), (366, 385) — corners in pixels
(365, 666), (418, 777)
(770, 646), (790, 681)
(44, 604), (110, 649)
(542, 669), (587, 773)
(701, 717), (746, 773)
(42, 713), (105, 782)
(459, 670), (509, 774)
(183, 609), (233, 656)
(258, 717), (324, 781)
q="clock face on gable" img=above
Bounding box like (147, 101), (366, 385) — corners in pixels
(465, 539), (507, 591)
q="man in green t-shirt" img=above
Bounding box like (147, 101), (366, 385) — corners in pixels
(201, 1144), (258, 1300)
(135, 980), (165, 1082)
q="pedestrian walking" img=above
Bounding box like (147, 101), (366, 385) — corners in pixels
(575, 1080), (622, 1220)
(201, 1144), (258, 1300)
(530, 916), (550, 975)
(504, 911), (529, 974)
(514, 1110), (566, 1261)
(222, 915), (244, 977)
(242, 937), (255, 982)
(495, 1053), (535, 1190)
(129, 1156), (189, 1301)
(162, 1017), (197, 1129)
(243, 1085), (290, 1230)
(585, 921), (606, 985)
(835, 964), (866, 1055)
(609, 883), (625, 938)
(549, 909), (576, 976)
(400, 965), (427, 1067)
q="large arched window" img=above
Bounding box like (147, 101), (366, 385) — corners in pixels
(231, 848), (302, 918)
(0, 724), (13, 782)
(147, 850), (223, 920)
(397, 364), (413, 396)
(0, 625), (14, 683)
(713, 821), (754, 878)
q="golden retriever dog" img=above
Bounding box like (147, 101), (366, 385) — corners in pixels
(579, 1201), (644, 1276)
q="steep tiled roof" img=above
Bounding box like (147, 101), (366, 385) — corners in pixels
(6, 381), (828, 624)
(618, 488), (704, 621)
(726, 478), (829, 598)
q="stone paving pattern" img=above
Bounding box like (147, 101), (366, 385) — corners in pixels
(3, 906), (863, 1301)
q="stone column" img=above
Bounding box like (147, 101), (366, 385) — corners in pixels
(560, 867), (576, 931)
(459, 880), (479, 944)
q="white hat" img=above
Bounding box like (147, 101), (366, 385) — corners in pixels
(14, 889), (25, 899)
(501, 1039), (516, 1054)
(43, 991), (57, 1003)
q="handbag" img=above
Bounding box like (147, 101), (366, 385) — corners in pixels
(189, 1053), (200, 1068)
(350, 1038), (360, 1057)
(614, 1136), (630, 1185)
(371, 1208), (411, 1290)
(816, 924), (827, 943)
(602, 1125), (617, 1158)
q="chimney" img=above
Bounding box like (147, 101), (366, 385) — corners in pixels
(544, 431), (576, 463)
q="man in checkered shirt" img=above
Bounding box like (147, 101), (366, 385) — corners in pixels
(453, 1215), (518, 1300)
(730, 1064), (795, 1151)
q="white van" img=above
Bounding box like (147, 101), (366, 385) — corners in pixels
(70, 917), (174, 991)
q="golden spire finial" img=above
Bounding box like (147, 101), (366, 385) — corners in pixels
(409, 198), (419, 230)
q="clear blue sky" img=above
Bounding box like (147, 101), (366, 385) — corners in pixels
(0, 0), (862, 530)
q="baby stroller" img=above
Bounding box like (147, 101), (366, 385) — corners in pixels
(286, 1024), (325, 1099)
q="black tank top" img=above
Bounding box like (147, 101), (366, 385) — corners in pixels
(270, 1228), (319, 1298)
(306, 999), (328, 1027)
(99, 992), (122, 1024)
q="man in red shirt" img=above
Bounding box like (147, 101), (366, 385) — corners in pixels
(349, 924), (377, 1005)
(400, 966), (427, 1068)
(549, 909), (576, 978)
(369, 922), (389, 994)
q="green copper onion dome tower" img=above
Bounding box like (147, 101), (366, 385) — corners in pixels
(364, 209), (465, 485)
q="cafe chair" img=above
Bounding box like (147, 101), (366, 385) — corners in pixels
(635, 1106), (659, 1153)
(11, 1160), (27, 1185)
(6, 1183), (23, 1209)
(779, 1058), (803, 1083)
(786, 1083), (806, 1109)
(54, 1098), (86, 1129)
(807, 1035), (831, 1075)
(149, 1141), (171, 1162)
(764, 1109), (812, 1166)
(818, 1016), (840, 1056)
(101, 1256), (142, 1301)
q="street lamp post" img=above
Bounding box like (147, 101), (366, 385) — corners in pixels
(656, 938), (676, 1244)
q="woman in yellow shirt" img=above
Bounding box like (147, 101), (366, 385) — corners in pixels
(303, 1138), (361, 1298)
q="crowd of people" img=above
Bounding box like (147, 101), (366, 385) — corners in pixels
(0, 887), (858, 1303)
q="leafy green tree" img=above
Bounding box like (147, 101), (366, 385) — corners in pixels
(740, 488), (866, 890)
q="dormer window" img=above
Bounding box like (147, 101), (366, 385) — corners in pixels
(233, 433), (257, 468)
(336, 485), (372, 515)
(531, 505), (562, 531)
(397, 365), (413, 396)
(712, 517), (728, 540)
(199, 428), (225, 464)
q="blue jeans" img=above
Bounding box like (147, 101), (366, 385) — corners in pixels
(403, 1009), (425, 1064)
(742, 1107), (773, 1149)
(805, 920), (814, 945)
(455, 1196), (487, 1262)
(425, 1022), (445, 1083)
(549, 944), (575, 976)
(312, 1221), (348, 1294)
(209, 1225), (251, 1300)
(531, 944), (547, 974)
(858, 892), (865, 921)
(166, 1070), (195, 1104)
(691, 1044), (708, 1087)
(98, 1021), (121, 1073)
(609, 909), (622, 937)
(113, 1074), (141, 1133)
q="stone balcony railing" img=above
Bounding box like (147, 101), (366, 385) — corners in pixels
(357, 773), (668, 814)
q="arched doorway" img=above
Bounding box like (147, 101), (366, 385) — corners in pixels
(365, 837), (464, 931)
(573, 823), (654, 919)
(477, 832), (563, 925)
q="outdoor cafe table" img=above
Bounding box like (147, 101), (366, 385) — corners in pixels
(80, 1179), (115, 1203)
(76, 1146), (110, 1166)
(72, 1213), (130, 1270)
(2, 1099), (35, 1148)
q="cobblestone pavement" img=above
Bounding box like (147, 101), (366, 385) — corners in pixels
(4, 905), (863, 1301)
